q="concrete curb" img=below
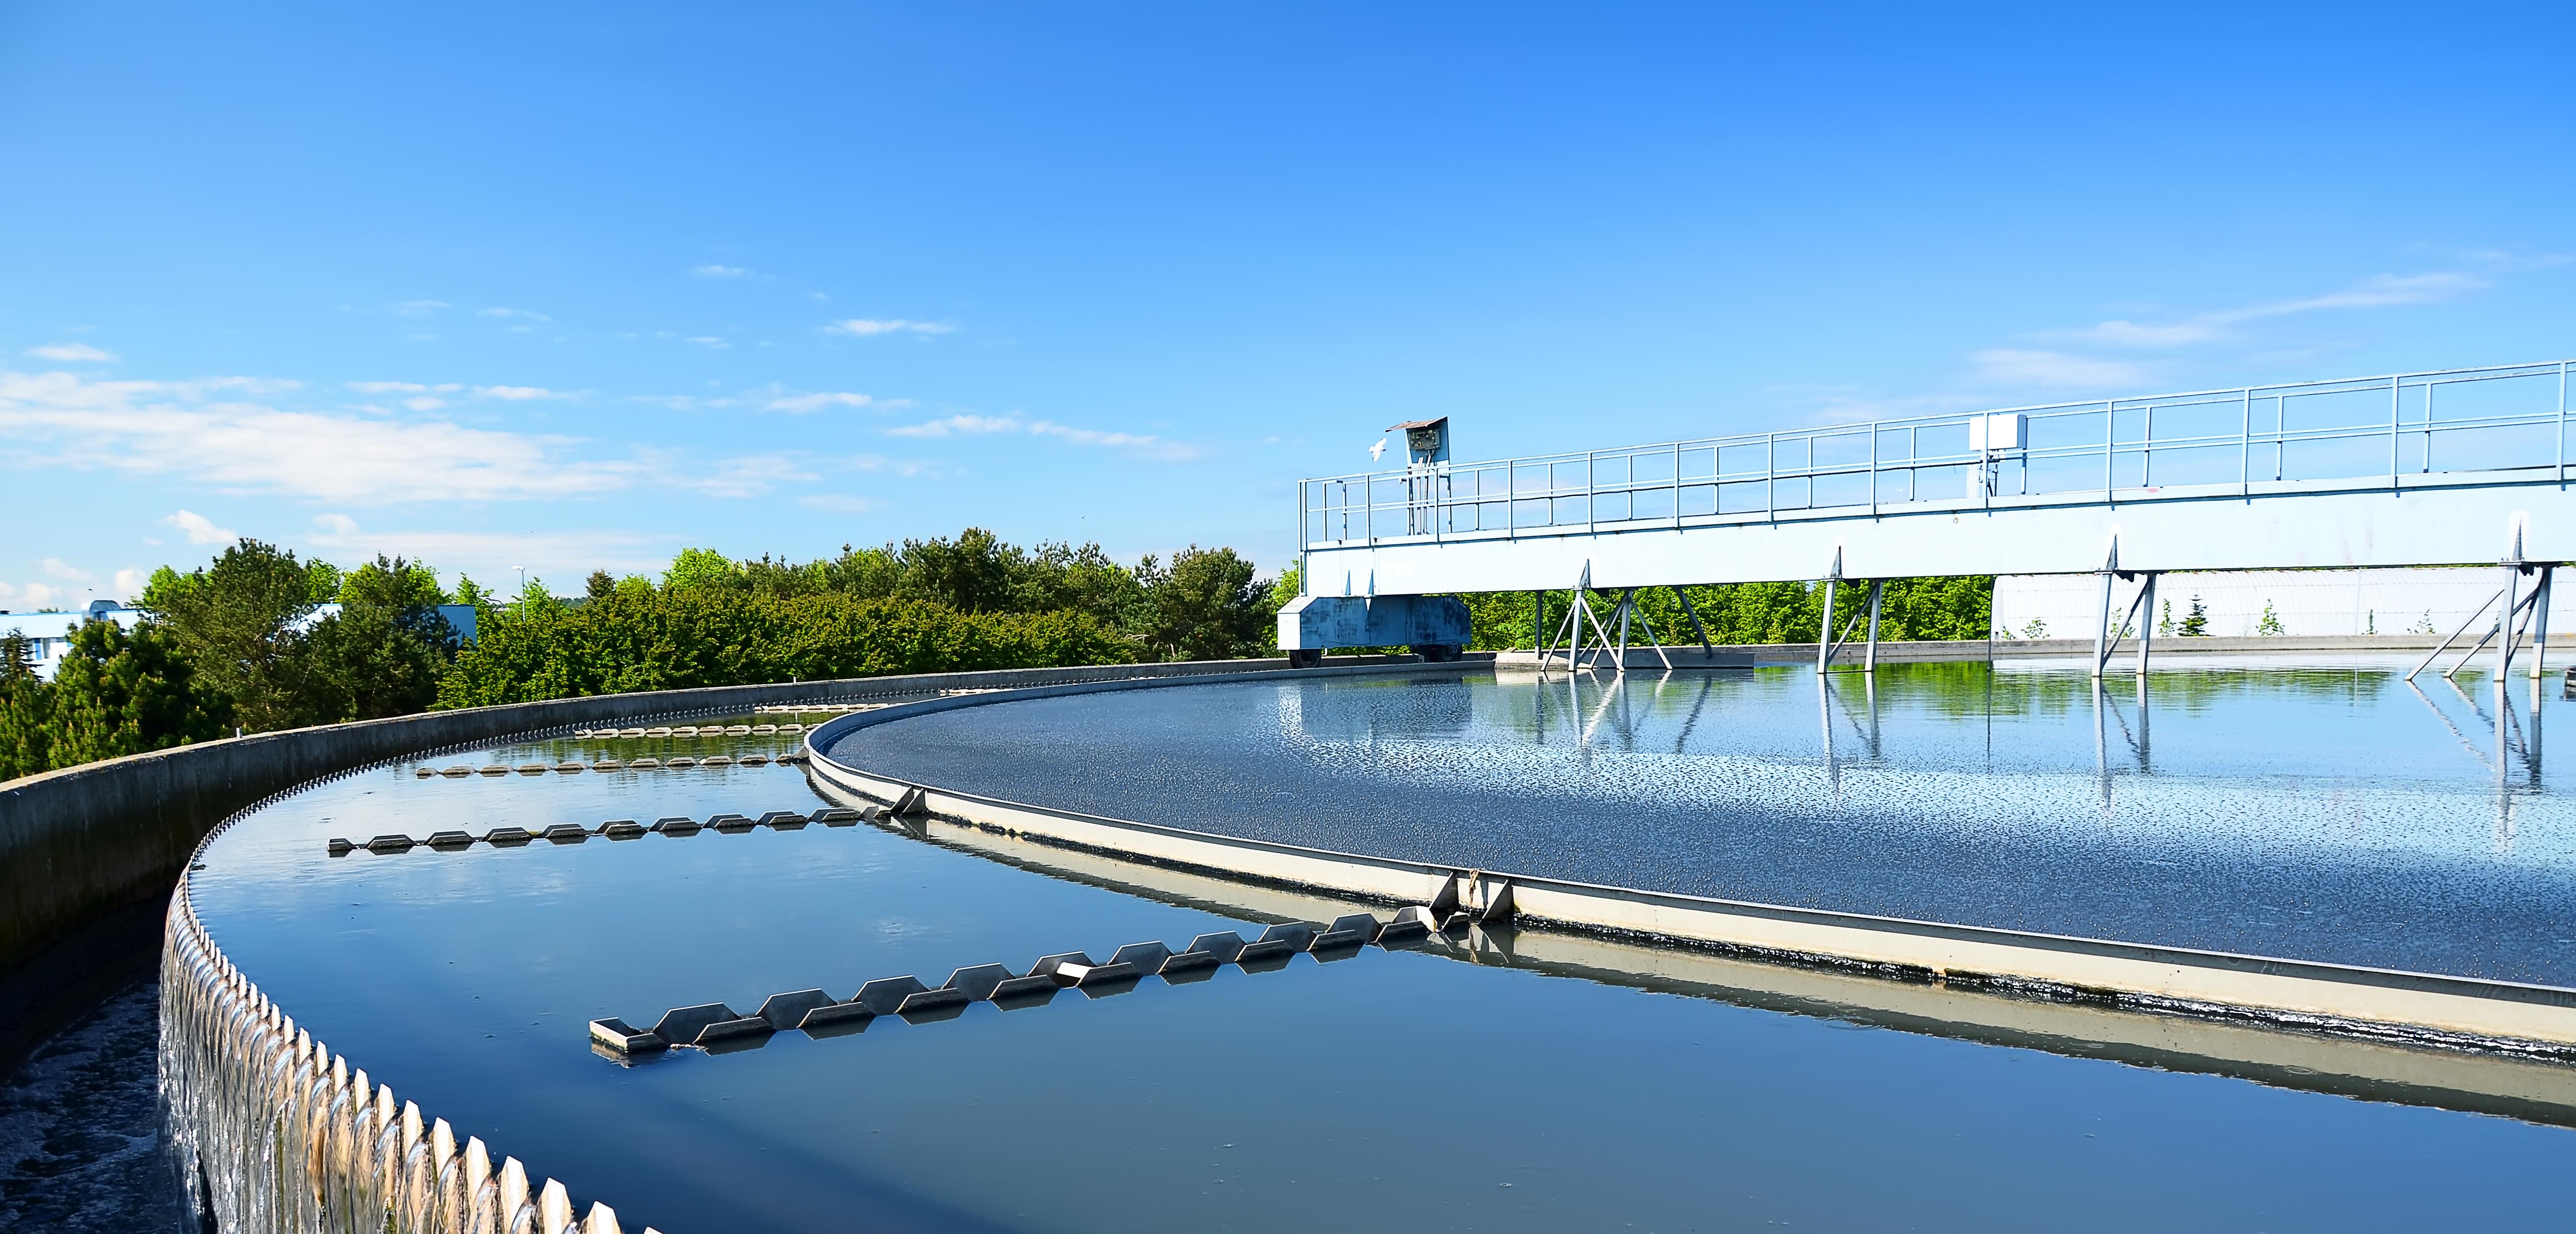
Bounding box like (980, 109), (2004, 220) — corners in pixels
(803, 670), (2576, 1059)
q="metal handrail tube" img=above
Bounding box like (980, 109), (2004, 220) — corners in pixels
(1301, 360), (2576, 547)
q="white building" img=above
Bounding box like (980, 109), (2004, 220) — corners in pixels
(1, 601), (478, 681)
(0, 601), (145, 680)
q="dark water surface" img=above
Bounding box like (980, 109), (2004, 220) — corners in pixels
(165, 685), (2576, 1233)
(836, 658), (2576, 985)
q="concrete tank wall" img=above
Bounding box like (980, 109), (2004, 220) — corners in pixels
(0, 656), (1344, 1077)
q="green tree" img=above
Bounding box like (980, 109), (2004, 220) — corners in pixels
(663, 547), (744, 592)
(1141, 546), (1271, 661)
(897, 528), (1023, 613)
(139, 539), (327, 731)
(2179, 595), (2210, 637)
(38, 619), (232, 768)
(297, 555), (455, 722)
(2256, 601), (2286, 636)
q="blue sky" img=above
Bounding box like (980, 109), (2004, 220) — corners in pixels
(3, 3), (2570, 606)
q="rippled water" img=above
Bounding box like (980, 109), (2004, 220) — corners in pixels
(170, 682), (2576, 1233)
(835, 658), (2576, 985)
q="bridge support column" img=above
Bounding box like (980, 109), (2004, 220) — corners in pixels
(1864, 580), (1884, 673)
(1815, 576), (1838, 676)
(2498, 561), (2522, 688)
(2136, 572), (2158, 679)
(2529, 566), (2554, 680)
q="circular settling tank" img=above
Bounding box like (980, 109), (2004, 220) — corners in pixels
(175, 661), (2576, 1233)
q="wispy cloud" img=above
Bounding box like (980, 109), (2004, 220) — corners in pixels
(348, 380), (459, 395)
(0, 370), (637, 503)
(25, 342), (115, 363)
(473, 385), (571, 401)
(883, 412), (1202, 460)
(2065, 270), (2494, 350)
(765, 390), (873, 413)
(41, 557), (93, 582)
(825, 318), (953, 338)
(1971, 350), (2148, 389)
(691, 264), (754, 279)
(685, 336), (730, 350)
(885, 413), (1024, 438)
(165, 509), (239, 545)
(476, 307), (551, 321)
(303, 515), (676, 584)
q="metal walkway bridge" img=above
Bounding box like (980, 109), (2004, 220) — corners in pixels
(1283, 359), (2576, 677)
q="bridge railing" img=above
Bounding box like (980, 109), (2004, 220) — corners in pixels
(1300, 360), (2574, 550)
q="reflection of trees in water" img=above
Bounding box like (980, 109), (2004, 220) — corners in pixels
(1881, 660), (2388, 721)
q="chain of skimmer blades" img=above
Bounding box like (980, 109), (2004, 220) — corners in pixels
(587, 906), (1446, 1062)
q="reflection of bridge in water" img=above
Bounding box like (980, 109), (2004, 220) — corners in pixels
(1288, 360), (2576, 681)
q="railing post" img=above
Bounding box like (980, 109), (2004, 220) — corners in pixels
(1586, 452), (1596, 533)
(1765, 434), (1776, 523)
(2560, 360), (2569, 483)
(1506, 462), (1516, 537)
(2389, 375), (2401, 488)
(2103, 400), (2114, 501)
(1673, 441), (1683, 527)
(1868, 422), (1879, 516)
(2240, 388), (2252, 499)
(2142, 403), (2154, 488)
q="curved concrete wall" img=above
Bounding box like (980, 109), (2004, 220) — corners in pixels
(0, 656), (1334, 1077)
(805, 671), (2576, 1058)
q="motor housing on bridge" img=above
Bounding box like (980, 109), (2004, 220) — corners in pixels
(1278, 594), (1471, 666)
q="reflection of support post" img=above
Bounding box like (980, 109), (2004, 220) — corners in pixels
(1863, 580), (1884, 674)
(1864, 671), (1880, 759)
(1817, 672), (1839, 798)
(1532, 591), (1545, 653)
(2091, 681), (2111, 810)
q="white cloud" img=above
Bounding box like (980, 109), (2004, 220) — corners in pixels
(882, 412), (1202, 460)
(1028, 420), (1204, 459)
(824, 318), (953, 338)
(41, 557), (93, 582)
(312, 513), (359, 535)
(349, 380), (429, 394)
(691, 264), (753, 279)
(0, 371), (637, 503)
(477, 307), (551, 322)
(885, 413), (1024, 438)
(165, 509), (239, 545)
(685, 336), (730, 350)
(112, 568), (145, 598)
(1971, 350), (2147, 389)
(2065, 270), (2494, 351)
(304, 518), (676, 586)
(26, 342), (115, 363)
(473, 385), (570, 401)
(393, 301), (449, 318)
(659, 451), (817, 499)
(0, 581), (69, 610)
(404, 396), (446, 411)
(765, 390), (874, 413)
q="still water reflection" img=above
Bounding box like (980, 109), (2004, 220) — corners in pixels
(838, 658), (2576, 985)
(176, 682), (2576, 1233)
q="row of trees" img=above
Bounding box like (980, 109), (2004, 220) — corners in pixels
(0, 544), (459, 780)
(3, 526), (2011, 781)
